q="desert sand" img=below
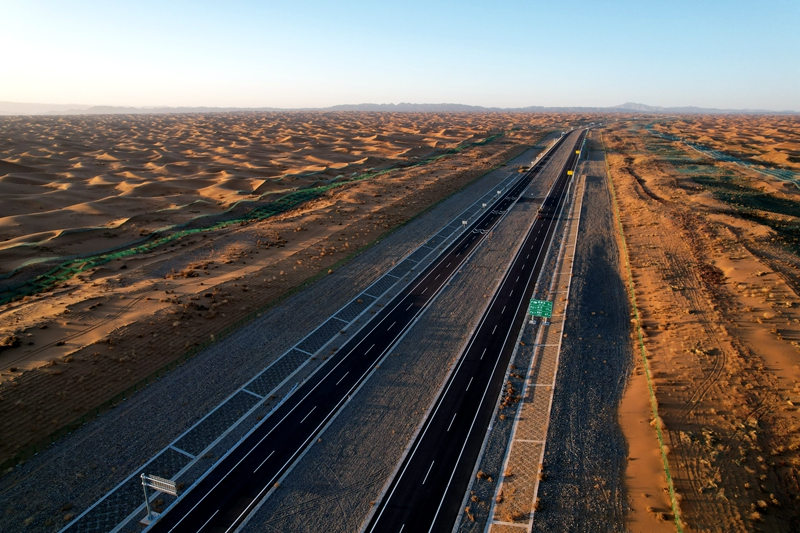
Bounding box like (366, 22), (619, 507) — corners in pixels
(0, 112), (531, 274)
(0, 111), (575, 468)
(604, 115), (800, 530)
(651, 114), (800, 171)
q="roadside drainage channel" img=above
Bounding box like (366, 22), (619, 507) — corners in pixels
(62, 145), (549, 533)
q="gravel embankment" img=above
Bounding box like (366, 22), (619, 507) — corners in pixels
(531, 137), (631, 532)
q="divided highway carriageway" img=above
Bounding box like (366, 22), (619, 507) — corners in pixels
(364, 129), (586, 532)
(149, 130), (584, 532)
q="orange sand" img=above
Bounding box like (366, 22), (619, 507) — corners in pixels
(652, 115), (800, 171)
(605, 117), (800, 531)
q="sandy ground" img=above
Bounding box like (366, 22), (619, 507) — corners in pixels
(4, 113), (796, 532)
(605, 117), (800, 531)
(0, 112), (581, 467)
(651, 115), (800, 171)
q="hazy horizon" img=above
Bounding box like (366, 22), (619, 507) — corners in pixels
(3, 1), (799, 111)
(1, 100), (798, 115)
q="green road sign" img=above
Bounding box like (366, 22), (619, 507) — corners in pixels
(528, 299), (553, 318)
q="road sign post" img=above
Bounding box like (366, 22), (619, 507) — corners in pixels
(528, 299), (553, 318)
(141, 473), (178, 522)
(141, 474), (153, 522)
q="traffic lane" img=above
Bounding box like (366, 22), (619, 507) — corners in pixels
(431, 167), (577, 526)
(366, 133), (581, 531)
(364, 154), (576, 526)
(375, 208), (558, 532)
(164, 267), (452, 531)
(175, 333), (391, 530)
(194, 288), (447, 529)
(426, 167), (575, 530)
(368, 232), (550, 531)
(162, 258), (466, 525)
(152, 277), (437, 528)
(363, 195), (562, 528)
(367, 210), (558, 529)
(150, 138), (562, 531)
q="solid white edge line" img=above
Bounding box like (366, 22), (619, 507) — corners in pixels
(197, 509), (219, 532)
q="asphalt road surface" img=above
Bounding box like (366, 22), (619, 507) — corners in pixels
(147, 133), (574, 532)
(363, 129), (587, 533)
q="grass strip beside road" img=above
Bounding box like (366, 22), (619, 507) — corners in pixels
(601, 132), (684, 532)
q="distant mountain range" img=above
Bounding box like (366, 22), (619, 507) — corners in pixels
(324, 102), (798, 115)
(0, 100), (795, 116)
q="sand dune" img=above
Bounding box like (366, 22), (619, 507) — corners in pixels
(0, 112), (562, 276)
(653, 115), (800, 170)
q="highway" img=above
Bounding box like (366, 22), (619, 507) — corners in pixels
(147, 133), (573, 532)
(363, 129), (587, 532)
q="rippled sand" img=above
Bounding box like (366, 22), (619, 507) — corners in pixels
(0, 112), (569, 272)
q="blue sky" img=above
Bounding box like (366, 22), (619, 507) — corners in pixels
(3, 0), (798, 110)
